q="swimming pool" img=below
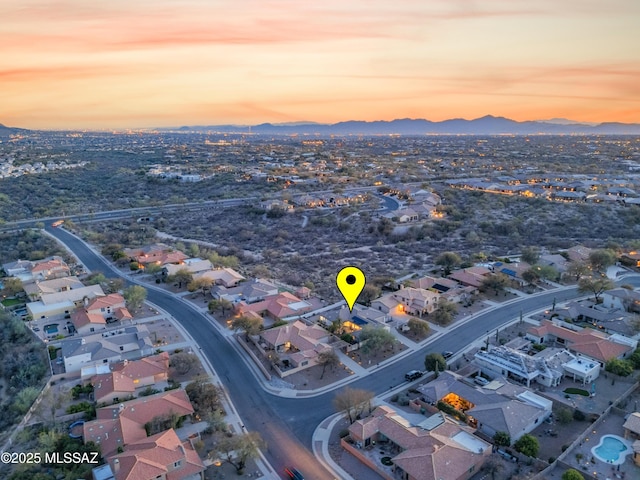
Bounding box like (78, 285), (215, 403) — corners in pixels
(43, 324), (59, 334)
(591, 435), (632, 465)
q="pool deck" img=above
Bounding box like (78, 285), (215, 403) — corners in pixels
(545, 412), (640, 479)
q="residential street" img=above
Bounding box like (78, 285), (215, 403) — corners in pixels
(44, 223), (640, 479)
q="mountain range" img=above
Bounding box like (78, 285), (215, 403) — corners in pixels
(176, 115), (640, 135)
(2, 116), (640, 135)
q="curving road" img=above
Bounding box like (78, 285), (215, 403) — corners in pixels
(44, 223), (640, 479)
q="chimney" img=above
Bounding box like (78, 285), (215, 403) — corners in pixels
(113, 458), (120, 473)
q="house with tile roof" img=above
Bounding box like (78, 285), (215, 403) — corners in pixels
(345, 405), (491, 480)
(104, 428), (205, 480)
(91, 352), (170, 404)
(448, 266), (492, 290)
(123, 244), (188, 268)
(258, 319), (334, 377)
(29, 256), (71, 282)
(83, 389), (194, 457)
(391, 287), (440, 317)
(370, 287), (440, 318)
(72, 293), (132, 335)
(526, 319), (636, 366)
(113, 351), (170, 385)
(236, 291), (312, 321)
(92, 371), (136, 405)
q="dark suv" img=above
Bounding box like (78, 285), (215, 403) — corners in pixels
(405, 370), (423, 381)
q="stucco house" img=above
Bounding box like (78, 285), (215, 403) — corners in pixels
(526, 319), (636, 366)
(27, 284), (105, 319)
(83, 389), (194, 456)
(258, 320), (333, 377)
(72, 293), (132, 335)
(104, 428), (205, 480)
(345, 405), (491, 480)
(61, 325), (154, 373)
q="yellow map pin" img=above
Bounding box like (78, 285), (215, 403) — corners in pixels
(336, 266), (366, 312)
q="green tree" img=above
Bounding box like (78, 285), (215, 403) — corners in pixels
(588, 249), (617, 274)
(333, 387), (375, 424)
(424, 353), (447, 378)
(317, 349), (340, 379)
(187, 277), (214, 296)
(578, 276), (614, 303)
(537, 264), (560, 282)
(231, 315), (262, 339)
(358, 326), (396, 354)
(2, 277), (24, 297)
(170, 352), (198, 375)
(211, 432), (266, 475)
(522, 268), (540, 286)
(521, 246), (540, 265)
(556, 407), (573, 425)
(13, 386), (40, 414)
(493, 431), (511, 446)
(566, 260), (590, 281)
(84, 272), (107, 286)
(167, 268), (193, 289)
(185, 379), (223, 417)
(144, 262), (164, 276)
(123, 285), (147, 312)
(605, 358), (634, 377)
(431, 300), (457, 326)
(435, 252), (462, 276)
(105, 277), (125, 294)
(514, 433), (539, 457)
(562, 469), (585, 480)
(480, 273), (508, 296)
(356, 284), (381, 307)
(407, 318), (430, 337)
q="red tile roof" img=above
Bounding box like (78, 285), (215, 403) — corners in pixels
(108, 429), (204, 480)
(113, 352), (170, 382)
(528, 320), (632, 362)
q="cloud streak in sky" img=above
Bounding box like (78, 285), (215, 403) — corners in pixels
(1, 0), (639, 128)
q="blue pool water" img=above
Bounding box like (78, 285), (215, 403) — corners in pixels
(592, 435), (629, 464)
(43, 324), (59, 334)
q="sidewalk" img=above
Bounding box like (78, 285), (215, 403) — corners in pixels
(48, 227), (278, 479)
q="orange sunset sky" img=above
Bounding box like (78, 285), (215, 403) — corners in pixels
(2, 0), (640, 129)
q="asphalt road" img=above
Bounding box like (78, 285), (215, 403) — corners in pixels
(44, 223), (640, 479)
(0, 184), (406, 234)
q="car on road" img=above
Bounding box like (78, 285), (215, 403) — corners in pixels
(442, 351), (453, 359)
(284, 467), (304, 479)
(32, 327), (40, 332)
(404, 370), (423, 381)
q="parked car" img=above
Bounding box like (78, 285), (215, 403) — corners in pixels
(474, 376), (489, 386)
(284, 467), (304, 479)
(442, 351), (453, 359)
(405, 370), (423, 381)
(32, 327), (40, 332)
